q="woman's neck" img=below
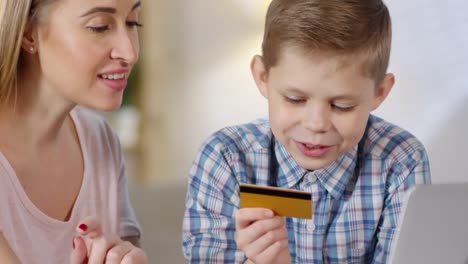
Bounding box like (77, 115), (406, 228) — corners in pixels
(0, 77), (76, 149)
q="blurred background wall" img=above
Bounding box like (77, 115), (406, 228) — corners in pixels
(104, 1), (468, 262)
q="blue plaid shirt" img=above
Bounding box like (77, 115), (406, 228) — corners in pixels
(182, 115), (431, 263)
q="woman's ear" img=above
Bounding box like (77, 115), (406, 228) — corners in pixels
(21, 21), (37, 54)
(250, 55), (269, 99)
(371, 73), (395, 110)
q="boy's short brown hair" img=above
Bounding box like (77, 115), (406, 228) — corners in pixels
(262, 0), (392, 83)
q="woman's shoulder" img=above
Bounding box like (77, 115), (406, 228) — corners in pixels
(70, 106), (121, 152)
(71, 106), (111, 130)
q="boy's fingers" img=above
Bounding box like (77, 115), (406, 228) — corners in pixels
(243, 226), (288, 258)
(70, 237), (88, 264)
(235, 208), (274, 228)
(236, 217), (285, 249)
(253, 238), (289, 264)
(76, 216), (102, 239)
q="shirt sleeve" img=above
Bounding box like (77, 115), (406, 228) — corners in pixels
(372, 147), (431, 263)
(182, 136), (246, 263)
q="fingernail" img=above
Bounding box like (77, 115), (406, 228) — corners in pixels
(78, 224), (88, 231)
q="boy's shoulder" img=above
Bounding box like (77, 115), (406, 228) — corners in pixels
(364, 115), (427, 162)
(203, 118), (273, 154)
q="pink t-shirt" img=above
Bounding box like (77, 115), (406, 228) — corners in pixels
(0, 107), (141, 263)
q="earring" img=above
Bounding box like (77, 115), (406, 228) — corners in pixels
(29, 47), (34, 53)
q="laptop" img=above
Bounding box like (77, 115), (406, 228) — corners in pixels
(389, 183), (468, 264)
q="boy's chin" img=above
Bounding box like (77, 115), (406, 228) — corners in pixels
(294, 156), (336, 171)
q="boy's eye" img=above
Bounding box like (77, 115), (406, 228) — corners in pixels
(88, 25), (110, 33)
(332, 104), (354, 112)
(284, 96), (306, 104)
(126, 21), (143, 28)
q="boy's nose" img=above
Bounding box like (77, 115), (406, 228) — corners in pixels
(110, 31), (139, 66)
(302, 104), (331, 133)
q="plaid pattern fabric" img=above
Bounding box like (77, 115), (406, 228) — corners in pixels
(182, 115), (431, 263)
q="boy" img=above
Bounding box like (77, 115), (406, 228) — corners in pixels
(182, 0), (431, 263)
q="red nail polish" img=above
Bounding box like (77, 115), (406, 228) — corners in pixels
(78, 224), (88, 231)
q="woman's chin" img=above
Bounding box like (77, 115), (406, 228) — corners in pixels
(86, 100), (123, 112)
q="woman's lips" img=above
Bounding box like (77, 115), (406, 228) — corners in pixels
(99, 77), (128, 92)
(98, 68), (130, 92)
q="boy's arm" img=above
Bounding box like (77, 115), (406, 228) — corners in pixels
(181, 137), (246, 263)
(0, 232), (19, 264)
(372, 148), (431, 263)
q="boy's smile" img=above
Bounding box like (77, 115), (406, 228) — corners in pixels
(252, 46), (394, 170)
(295, 142), (333, 158)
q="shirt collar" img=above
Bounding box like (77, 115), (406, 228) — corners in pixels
(273, 138), (359, 200)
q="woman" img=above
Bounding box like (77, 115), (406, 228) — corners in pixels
(0, 0), (147, 263)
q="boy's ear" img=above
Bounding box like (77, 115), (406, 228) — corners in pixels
(21, 21), (38, 54)
(250, 55), (269, 99)
(371, 73), (395, 110)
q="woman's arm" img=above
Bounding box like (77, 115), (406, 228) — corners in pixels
(0, 233), (19, 264)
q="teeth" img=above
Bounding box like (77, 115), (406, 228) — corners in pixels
(305, 144), (321, 149)
(101, 73), (125, 80)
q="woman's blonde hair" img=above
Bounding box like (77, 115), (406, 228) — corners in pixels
(0, 0), (54, 107)
(0, 1), (30, 107)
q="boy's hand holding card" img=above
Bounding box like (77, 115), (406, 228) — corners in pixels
(239, 183), (312, 219)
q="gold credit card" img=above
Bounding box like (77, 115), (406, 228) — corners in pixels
(239, 183), (312, 219)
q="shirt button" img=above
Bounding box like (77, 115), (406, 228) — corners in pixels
(307, 172), (318, 183)
(307, 221), (316, 231)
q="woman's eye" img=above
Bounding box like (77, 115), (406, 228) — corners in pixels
(126, 21), (143, 28)
(88, 25), (109, 33)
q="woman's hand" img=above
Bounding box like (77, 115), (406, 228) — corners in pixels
(70, 216), (147, 264)
(235, 208), (291, 264)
